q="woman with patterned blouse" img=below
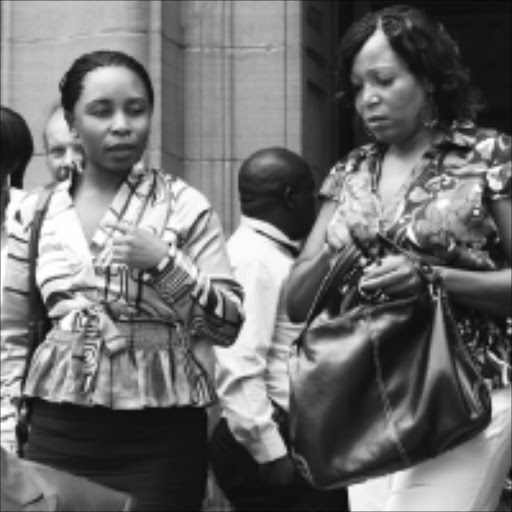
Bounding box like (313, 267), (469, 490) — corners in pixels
(287, 5), (510, 512)
(1, 50), (244, 511)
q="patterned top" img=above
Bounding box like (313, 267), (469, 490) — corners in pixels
(1, 165), (244, 449)
(320, 122), (511, 389)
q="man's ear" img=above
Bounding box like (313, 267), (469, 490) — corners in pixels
(283, 186), (295, 209)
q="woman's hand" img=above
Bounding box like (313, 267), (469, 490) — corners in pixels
(359, 254), (423, 298)
(106, 220), (169, 270)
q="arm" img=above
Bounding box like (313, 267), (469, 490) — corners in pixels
(110, 209), (244, 347)
(1, 205), (32, 452)
(435, 199), (511, 318)
(435, 133), (511, 317)
(215, 260), (286, 463)
(286, 200), (344, 323)
(148, 210), (244, 346)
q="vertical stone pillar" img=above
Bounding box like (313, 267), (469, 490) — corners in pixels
(182, 0), (302, 234)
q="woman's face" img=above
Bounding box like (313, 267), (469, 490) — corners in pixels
(69, 66), (151, 175)
(351, 28), (429, 146)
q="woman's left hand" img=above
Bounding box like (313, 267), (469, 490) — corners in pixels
(106, 220), (169, 270)
(359, 254), (423, 298)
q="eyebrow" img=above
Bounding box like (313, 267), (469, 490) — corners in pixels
(86, 97), (148, 104)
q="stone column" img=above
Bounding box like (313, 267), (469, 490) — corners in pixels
(181, 0), (302, 234)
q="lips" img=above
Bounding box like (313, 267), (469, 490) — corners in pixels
(366, 116), (388, 125)
(107, 143), (136, 152)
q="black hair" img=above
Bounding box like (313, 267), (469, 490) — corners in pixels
(0, 105), (34, 189)
(336, 4), (484, 126)
(238, 147), (311, 218)
(59, 50), (154, 115)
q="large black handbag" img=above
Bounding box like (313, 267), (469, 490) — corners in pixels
(288, 238), (492, 490)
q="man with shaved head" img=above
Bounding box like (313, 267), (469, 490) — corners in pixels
(210, 147), (348, 510)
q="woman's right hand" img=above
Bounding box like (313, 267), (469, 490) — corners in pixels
(359, 254), (424, 299)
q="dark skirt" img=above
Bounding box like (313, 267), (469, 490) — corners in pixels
(25, 398), (208, 511)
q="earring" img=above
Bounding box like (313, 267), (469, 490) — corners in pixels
(423, 94), (439, 129)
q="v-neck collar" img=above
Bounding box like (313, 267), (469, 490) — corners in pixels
(59, 163), (151, 257)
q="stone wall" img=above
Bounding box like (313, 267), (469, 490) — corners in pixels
(1, 0), (304, 234)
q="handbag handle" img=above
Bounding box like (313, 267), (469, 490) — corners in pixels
(304, 242), (364, 327)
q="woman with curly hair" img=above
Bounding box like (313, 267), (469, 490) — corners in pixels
(287, 5), (511, 511)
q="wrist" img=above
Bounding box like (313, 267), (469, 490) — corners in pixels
(148, 243), (177, 276)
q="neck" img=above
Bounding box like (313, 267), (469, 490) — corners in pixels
(388, 126), (438, 158)
(77, 163), (129, 195)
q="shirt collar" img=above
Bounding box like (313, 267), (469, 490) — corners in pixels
(241, 216), (302, 254)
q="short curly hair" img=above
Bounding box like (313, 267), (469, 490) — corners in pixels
(335, 4), (484, 126)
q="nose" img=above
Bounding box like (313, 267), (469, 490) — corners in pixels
(111, 111), (131, 134)
(360, 84), (380, 110)
(62, 148), (75, 168)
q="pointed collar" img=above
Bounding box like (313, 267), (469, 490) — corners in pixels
(241, 216), (302, 255)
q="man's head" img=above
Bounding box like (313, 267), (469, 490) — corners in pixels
(43, 106), (84, 181)
(238, 147), (316, 241)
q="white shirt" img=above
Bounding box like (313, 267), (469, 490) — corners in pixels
(214, 216), (304, 463)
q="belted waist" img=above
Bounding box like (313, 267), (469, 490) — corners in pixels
(47, 321), (182, 353)
(25, 308), (216, 408)
(43, 320), (187, 394)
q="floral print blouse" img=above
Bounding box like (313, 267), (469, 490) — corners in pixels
(1, 165), (244, 450)
(320, 123), (511, 390)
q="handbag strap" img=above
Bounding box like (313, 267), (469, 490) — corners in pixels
(304, 243), (364, 327)
(20, 183), (56, 389)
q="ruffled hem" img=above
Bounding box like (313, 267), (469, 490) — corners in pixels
(23, 327), (216, 408)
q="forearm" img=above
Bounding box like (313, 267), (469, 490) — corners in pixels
(286, 247), (332, 323)
(216, 350), (287, 463)
(148, 248), (244, 345)
(436, 266), (512, 318)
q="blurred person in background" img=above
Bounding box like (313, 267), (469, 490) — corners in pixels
(211, 147), (348, 511)
(43, 104), (85, 182)
(0, 105), (32, 294)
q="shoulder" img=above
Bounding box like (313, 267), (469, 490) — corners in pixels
(8, 185), (53, 232)
(154, 169), (211, 215)
(228, 226), (290, 280)
(319, 143), (375, 200)
(149, 169), (213, 229)
(452, 124), (510, 162)
(5, 188), (28, 228)
(446, 124), (511, 200)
